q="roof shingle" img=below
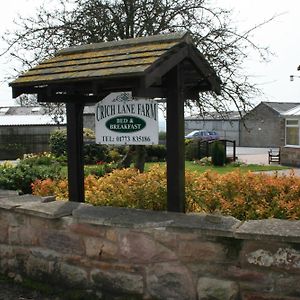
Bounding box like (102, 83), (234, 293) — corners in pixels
(10, 31), (221, 99)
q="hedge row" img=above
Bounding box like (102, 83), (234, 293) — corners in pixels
(32, 166), (300, 220)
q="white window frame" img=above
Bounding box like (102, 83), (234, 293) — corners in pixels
(285, 118), (300, 146)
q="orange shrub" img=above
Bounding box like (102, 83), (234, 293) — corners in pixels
(31, 178), (68, 200)
(31, 167), (300, 220)
(85, 165), (168, 210)
(188, 170), (300, 220)
(31, 178), (56, 197)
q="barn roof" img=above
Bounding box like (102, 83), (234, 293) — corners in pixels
(0, 115), (66, 126)
(0, 105), (93, 116)
(10, 32), (221, 101)
(185, 111), (243, 121)
(0, 106), (67, 126)
(263, 102), (300, 114)
(282, 105), (300, 116)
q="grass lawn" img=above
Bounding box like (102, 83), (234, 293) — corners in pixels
(185, 161), (290, 174)
(145, 161), (290, 174)
(60, 161), (291, 178)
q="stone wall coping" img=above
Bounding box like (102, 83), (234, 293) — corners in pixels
(15, 200), (88, 219)
(0, 194), (45, 210)
(72, 206), (300, 241)
(234, 219), (300, 243)
(1, 197), (300, 242)
(0, 189), (19, 197)
(72, 205), (241, 237)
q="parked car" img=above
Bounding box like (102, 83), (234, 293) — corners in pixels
(185, 130), (211, 140)
(207, 131), (220, 141)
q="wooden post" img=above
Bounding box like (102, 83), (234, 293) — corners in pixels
(206, 141), (209, 157)
(233, 140), (236, 161)
(166, 65), (185, 212)
(66, 102), (84, 202)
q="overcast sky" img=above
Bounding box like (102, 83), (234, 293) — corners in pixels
(224, 0), (300, 106)
(0, 0), (300, 107)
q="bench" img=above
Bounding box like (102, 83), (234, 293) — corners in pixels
(268, 149), (280, 164)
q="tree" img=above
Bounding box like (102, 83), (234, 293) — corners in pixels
(0, 0), (276, 169)
(1, 0), (275, 113)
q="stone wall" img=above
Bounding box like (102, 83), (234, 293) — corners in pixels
(0, 194), (300, 299)
(240, 103), (285, 148)
(280, 146), (300, 167)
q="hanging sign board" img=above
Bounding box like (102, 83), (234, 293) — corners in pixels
(95, 92), (159, 145)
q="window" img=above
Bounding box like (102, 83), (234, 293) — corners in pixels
(286, 119), (299, 146)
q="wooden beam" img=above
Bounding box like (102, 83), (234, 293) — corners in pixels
(145, 45), (188, 88)
(132, 85), (165, 98)
(66, 102), (85, 202)
(166, 64), (185, 212)
(11, 86), (40, 98)
(38, 93), (101, 103)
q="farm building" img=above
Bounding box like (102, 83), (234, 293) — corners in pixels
(0, 106), (94, 159)
(240, 102), (300, 148)
(185, 102), (300, 148)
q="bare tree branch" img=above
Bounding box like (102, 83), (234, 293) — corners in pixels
(0, 0), (278, 117)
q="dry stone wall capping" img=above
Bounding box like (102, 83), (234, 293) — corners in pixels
(0, 191), (300, 299)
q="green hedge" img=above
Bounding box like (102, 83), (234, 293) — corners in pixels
(211, 141), (225, 166)
(49, 129), (109, 164)
(0, 162), (61, 194)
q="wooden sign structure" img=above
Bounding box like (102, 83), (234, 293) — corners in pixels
(10, 31), (221, 213)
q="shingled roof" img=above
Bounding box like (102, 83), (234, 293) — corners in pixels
(10, 32), (221, 101)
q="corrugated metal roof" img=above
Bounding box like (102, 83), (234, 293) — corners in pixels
(0, 106), (20, 116)
(5, 106), (46, 115)
(0, 107), (9, 114)
(185, 111), (242, 120)
(0, 105), (95, 116)
(0, 115), (66, 126)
